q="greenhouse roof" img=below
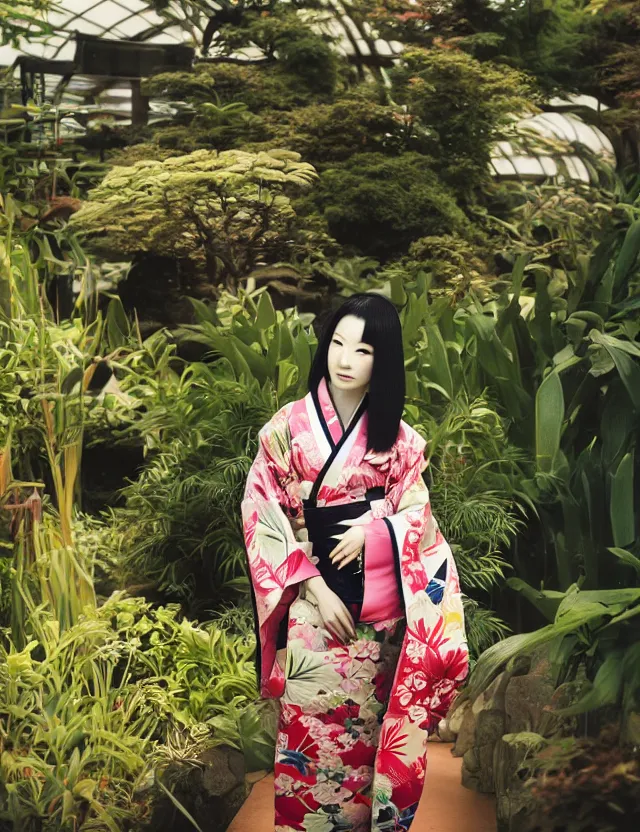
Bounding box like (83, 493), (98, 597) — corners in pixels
(1, 2), (617, 184)
(0, 1), (186, 64)
(0, 0), (403, 66)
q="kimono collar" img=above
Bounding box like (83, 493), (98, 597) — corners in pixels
(315, 376), (368, 447)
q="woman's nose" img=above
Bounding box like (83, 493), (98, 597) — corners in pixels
(338, 349), (351, 367)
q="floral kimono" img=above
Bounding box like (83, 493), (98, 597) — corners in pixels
(242, 378), (468, 831)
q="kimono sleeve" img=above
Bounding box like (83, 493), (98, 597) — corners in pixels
(370, 425), (469, 730)
(241, 408), (321, 699)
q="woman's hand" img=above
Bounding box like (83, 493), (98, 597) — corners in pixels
(329, 526), (365, 570)
(305, 576), (356, 644)
(289, 514), (305, 534)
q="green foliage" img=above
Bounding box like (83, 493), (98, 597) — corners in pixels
(211, 6), (341, 94)
(463, 597), (512, 671)
(112, 377), (264, 611)
(157, 103), (266, 154)
(407, 394), (526, 595)
(524, 725), (640, 831)
(3, 0), (640, 799)
(301, 151), (470, 260)
(0, 0), (55, 46)
(392, 209), (640, 594)
(257, 92), (411, 162)
(0, 592), (272, 830)
(391, 46), (538, 196)
(190, 61), (328, 111)
(114, 292), (317, 611)
(0, 556), (11, 627)
(143, 54), (335, 120)
(405, 232), (497, 299)
(268, 18), (339, 96)
(386, 206), (640, 708)
(370, 0), (613, 100)
(485, 176), (620, 272)
(71, 148), (323, 291)
(467, 578), (640, 738)
(141, 67), (220, 104)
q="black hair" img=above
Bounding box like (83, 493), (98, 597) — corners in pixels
(308, 292), (405, 453)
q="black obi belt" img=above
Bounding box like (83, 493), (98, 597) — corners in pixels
(303, 485), (385, 605)
(275, 486), (385, 650)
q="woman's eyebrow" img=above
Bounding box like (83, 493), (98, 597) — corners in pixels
(333, 330), (371, 346)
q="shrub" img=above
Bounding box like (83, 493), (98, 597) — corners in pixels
(526, 725), (640, 831)
(0, 594), (273, 830)
(300, 151), (470, 260)
(70, 149), (321, 291)
(257, 94), (410, 163)
(391, 46), (537, 196)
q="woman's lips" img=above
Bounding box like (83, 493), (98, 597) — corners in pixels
(337, 373), (354, 380)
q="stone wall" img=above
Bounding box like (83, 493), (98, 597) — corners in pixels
(439, 650), (583, 832)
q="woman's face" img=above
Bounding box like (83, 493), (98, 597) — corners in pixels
(327, 314), (374, 394)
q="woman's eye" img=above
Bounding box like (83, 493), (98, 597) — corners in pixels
(357, 349), (372, 355)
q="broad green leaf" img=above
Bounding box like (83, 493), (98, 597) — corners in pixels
(226, 337), (266, 383)
(390, 273), (407, 306)
(255, 290), (276, 330)
(61, 790), (75, 823)
(279, 321), (294, 361)
(266, 323), (281, 374)
(610, 451), (635, 548)
(554, 651), (624, 716)
(187, 297), (221, 326)
(422, 314), (453, 399)
(276, 361), (298, 398)
(613, 219), (640, 292)
(535, 370), (564, 474)
(292, 329), (314, 392)
(72, 778), (97, 801)
(468, 587), (639, 699)
(601, 386), (635, 469)
(105, 296), (130, 350)
(506, 578), (565, 623)
(608, 547), (640, 577)
(603, 343), (640, 412)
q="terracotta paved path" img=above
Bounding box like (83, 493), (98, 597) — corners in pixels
(228, 743), (496, 832)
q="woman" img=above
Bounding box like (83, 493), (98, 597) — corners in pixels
(242, 293), (468, 831)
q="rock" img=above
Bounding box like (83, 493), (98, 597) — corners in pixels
(452, 700), (475, 757)
(536, 679), (586, 737)
(244, 769), (269, 786)
(493, 733), (546, 832)
(148, 745), (248, 832)
(201, 747), (246, 798)
(447, 695), (470, 736)
(454, 672), (511, 768)
(476, 740), (499, 794)
(472, 671), (512, 716)
(504, 671), (556, 735)
(475, 709), (506, 749)
(436, 716), (457, 743)
(461, 747), (481, 791)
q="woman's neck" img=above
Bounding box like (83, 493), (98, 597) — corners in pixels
(327, 381), (367, 429)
